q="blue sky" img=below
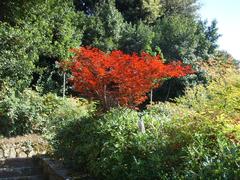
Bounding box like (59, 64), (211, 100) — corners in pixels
(199, 0), (240, 60)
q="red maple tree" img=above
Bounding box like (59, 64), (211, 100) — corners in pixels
(66, 47), (193, 109)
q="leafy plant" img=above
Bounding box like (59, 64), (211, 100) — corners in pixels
(52, 108), (188, 179)
(53, 67), (240, 179)
(0, 88), (95, 137)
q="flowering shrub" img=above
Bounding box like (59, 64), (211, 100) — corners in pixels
(67, 47), (193, 109)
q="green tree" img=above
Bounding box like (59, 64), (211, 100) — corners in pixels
(29, 2), (84, 94)
(160, 0), (200, 18)
(119, 22), (155, 54)
(81, 16), (105, 48)
(151, 16), (220, 101)
(72, 0), (199, 24)
(0, 0), (48, 24)
(153, 16), (220, 63)
(153, 15), (198, 62)
(0, 23), (39, 90)
(116, 0), (199, 24)
(82, 2), (125, 51)
(116, 0), (163, 24)
(73, 0), (102, 14)
(0, 0), (85, 93)
(194, 20), (221, 59)
(205, 20), (221, 54)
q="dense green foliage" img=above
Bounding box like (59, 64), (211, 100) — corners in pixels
(0, 0), (221, 101)
(52, 67), (240, 178)
(0, 88), (95, 137)
(73, 0), (199, 24)
(1, 0), (238, 179)
(0, 0), (84, 93)
(119, 22), (154, 54)
(82, 2), (125, 51)
(0, 23), (38, 90)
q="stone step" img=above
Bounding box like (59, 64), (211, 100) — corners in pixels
(0, 175), (45, 180)
(39, 158), (70, 180)
(0, 158), (45, 179)
(0, 158), (37, 168)
(0, 167), (42, 177)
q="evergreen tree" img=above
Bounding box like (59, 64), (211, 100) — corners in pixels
(160, 0), (200, 18)
(81, 2), (125, 52)
(153, 15), (198, 62)
(119, 22), (155, 54)
(116, 0), (163, 24)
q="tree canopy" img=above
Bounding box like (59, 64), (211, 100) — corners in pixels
(0, 0), (221, 100)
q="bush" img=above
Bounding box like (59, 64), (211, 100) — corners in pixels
(52, 108), (191, 179)
(0, 88), (95, 137)
(52, 66), (240, 179)
(151, 67), (240, 178)
(183, 136), (240, 178)
(52, 115), (98, 170)
(43, 93), (96, 140)
(175, 67), (240, 178)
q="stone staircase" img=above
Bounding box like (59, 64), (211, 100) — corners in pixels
(0, 158), (45, 180)
(0, 157), (94, 180)
(0, 135), (94, 180)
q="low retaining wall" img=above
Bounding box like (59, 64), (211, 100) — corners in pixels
(0, 134), (49, 160)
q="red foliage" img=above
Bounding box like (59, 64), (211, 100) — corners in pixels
(67, 47), (193, 109)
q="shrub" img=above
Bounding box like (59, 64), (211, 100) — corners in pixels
(183, 136), (240, 178)
(150, 67), (240, 176)
(146, 101), (193, 122)
(175, 67), (240, 178)
(52, 66), (240, 179)
(52, 108), (191, 179)
(43, 93), (96, 140)
(0, 88), (95, 137)
(0, 89), (44, 136)
(52, 115), (99, 170)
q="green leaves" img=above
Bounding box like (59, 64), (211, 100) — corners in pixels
(82, 2), (125, 52)
(0, 23), (39, 90)
(119, 22), (154, 54)
(0, 88), (95, 137)
(153, 15), (198, 61)
(51, 68), (240, 179)
(0, 0), (86, 92)
(116, 0), (164, 24)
